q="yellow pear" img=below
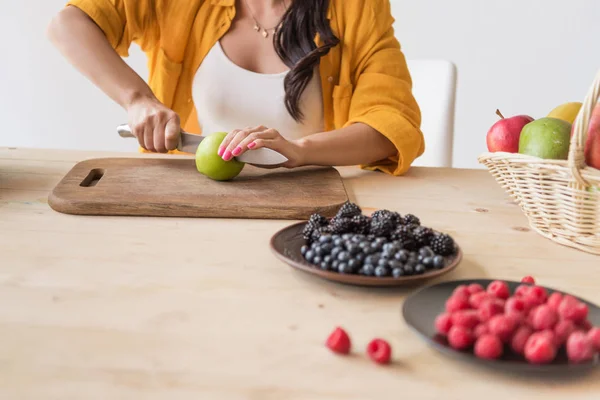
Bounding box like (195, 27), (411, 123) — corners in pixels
(547, 102), (582, 124)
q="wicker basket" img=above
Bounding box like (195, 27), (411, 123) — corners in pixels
(478, 70), (600, 255)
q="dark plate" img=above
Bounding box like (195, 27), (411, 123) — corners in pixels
(269, 222), (462, 287)
(402, 279), (600, 372)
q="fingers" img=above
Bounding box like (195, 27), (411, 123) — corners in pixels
(129, 107), (180, 153)
(164, 114), (180, 151)
(153, 116), (167, 153)
(221, 126), (267, 161)
(235, 128), (279, 155)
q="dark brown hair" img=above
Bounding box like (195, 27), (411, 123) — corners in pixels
(274, 0), (339, 121)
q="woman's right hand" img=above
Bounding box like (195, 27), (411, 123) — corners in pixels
(127, 96), (181, 153)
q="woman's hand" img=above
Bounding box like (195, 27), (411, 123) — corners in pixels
(218, 126), (305, 168)
(127, 96), (181, 153)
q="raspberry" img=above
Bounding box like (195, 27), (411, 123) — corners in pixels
(546, 292), (562, 311)
(445, 294), (470, 313)
(525, 286), (548, 306)
(521, 276), (535, 284)
(487, 280), (510, 299)
(447, 326), (475, 350)
(488, 314), (518, 343)
(451, 310), (480, 329)
(453, 285), (471, 299)
(587, 327), (600, 351)
(474, 334), (504, 360)
(558, 295), (588, 323)
(467, 283), (484, 294)
(539, 329), (556, 346)
(434, 313), (453, 335)
(524, 332), (557, 364)
(554, 320), (576, 347)
(474, 322), (489, 339)
(515, 284), (530, 298)
(478, 298), (505, 322)
(578, 320), (593, 332)
(366, 338), (391, 364)
(511, 326), (533, 355)
(530, 305), (559, 331)
(326, 327), (351, 354)
(469, 292), (491, 309)
(505, 297), (527, 319)
(566, 331), (596, 363)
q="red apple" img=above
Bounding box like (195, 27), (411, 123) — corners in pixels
(570, 103), (600, 170)
(486, 110), (534, 153)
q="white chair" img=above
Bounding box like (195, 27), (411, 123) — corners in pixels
(406, 59), (457, 168)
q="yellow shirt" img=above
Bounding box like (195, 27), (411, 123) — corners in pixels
(66, 0), (425, 175)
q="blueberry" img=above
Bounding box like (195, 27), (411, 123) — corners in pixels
(311, 241), (320, 249)
(331, 247), (342, 259)
(363, 246), (376, 255)
(382, 243), (394, 252)
(334, 238), (344, 247)
(403, 264), (414, 275)
(313, 256), (322, 265)
(348, 259), (361, 272)
(314, 246), (325, 257)
(358, 241), (370, 249)
(338, 262), (351, 274)
(395, 250), (409, 263)
(422, 256), (433, 268)
(362, 264), (375, 276)
(381, 250), (393, 260)
(323, 255), (332, 265)
(365, 255), (379, 265)
(352, 234), (366, 242)
(320, 262), (330, 270)
(419, 246), (434, 258)
(433, 255), (445, 269)
(389, 260), (402, 270)
(346, 244), (360, 255)
(331, 235), (341, 241)
(305, 250), (315, 263)
(374, 266), (389, 277)
(377, 258), (388, 267)
(337, 251), (351, 262)
(321, 243), (333, 254)
(392, 268), (405, 278)
(370, 242), (382, 252)
(319, 235), (332, 243)
(355, 253), (366, 263)
(414, 264), (426, 274)
(301, 245), (309, 255)
(332, 260), (340, 270)
(342, 233), (353, 240)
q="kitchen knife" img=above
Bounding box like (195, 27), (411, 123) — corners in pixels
(116, 124), (289, 166)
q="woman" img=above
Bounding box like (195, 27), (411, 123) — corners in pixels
(47, 0), (424, 176)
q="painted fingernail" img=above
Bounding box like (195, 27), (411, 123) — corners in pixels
(217, 146), (225, 157)
(222, 150), (232, 161)
(232, 146), (242, 156)
(248, 142), (256, 149)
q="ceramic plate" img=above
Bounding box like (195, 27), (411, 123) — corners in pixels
(402, 279), (600, 372)
(269, 222), (462, 287)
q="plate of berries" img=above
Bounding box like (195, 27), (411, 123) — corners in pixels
(402, 278), (600, 372)
(269, 202), (462, 287)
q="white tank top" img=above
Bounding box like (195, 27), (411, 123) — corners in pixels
(192, 42), (324, 140)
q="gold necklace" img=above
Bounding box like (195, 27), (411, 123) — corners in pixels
(243, 0), (287, 38)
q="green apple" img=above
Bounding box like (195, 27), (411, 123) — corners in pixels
(195, 131), (245, 181)
(518, 117), (572, 160)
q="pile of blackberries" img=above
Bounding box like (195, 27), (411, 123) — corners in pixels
(300, 202), (457, 278)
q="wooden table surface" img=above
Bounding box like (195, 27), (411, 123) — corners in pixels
(1, 147), (599, 399)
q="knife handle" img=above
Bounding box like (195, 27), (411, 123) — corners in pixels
(116, 124), (135, 138)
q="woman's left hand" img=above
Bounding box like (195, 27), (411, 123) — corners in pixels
(217, 125), (305, 168)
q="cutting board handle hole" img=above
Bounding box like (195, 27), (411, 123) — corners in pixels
(80, 169), (105, 187)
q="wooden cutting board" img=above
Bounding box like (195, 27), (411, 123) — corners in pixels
(48, 157), (349, 219)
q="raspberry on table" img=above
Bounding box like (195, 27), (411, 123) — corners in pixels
(467, 283), (484, 294)
(451, 310), (480, 329)
(554, 319), (576, 347)
(511, 326), (533, 355)
(435, 312), (453, 335)
(530, 304), (559, 331)
(326, 327), (351, 354)
(521, 276), (535, 284)
(445, 294), (471, 313)
(452, 285), (471, 299)
(469, 292), (491, 309)
(524, 332), (557, 364)
(474, 334), (504, 360)
(505, 297), (527, 318)
(566, 331), (596, 363)
(477, 298), (505, 322)
(366, 338), (392, 365)
(558, 295), (589, 323)
(547, 292), (563, 312)
(587, 327), (600, 351)
(514, 284), (531, 298)
(447, 326), (475, 350)
(525, 286), (548, 306)
(487, 280), (510, 300)
(474, 322), (490, 339)
(488, 314), (518, 343)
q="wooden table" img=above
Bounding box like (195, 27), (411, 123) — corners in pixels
(1, 147), (599, 399)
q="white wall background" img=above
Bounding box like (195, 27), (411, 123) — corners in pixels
(2, 0), (600, 169)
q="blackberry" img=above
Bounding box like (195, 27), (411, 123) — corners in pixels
(336, 201), (362, 219)
(430, 233), (455, 256)
(412, 226), (434, 247)
(369, 217), (395, 238)
(308, 213), (329, 228)
(403, 214), (421, 226)
(329, 217), (354, 235)
(371, 209), (401, 224)
(310, 227), (328, 242)
(302, 223), (315, 241)
(351, 214), (371, 235)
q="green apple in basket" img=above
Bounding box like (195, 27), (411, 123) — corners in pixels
(518, 117), (572, 160)
(195, 131), (245, 181)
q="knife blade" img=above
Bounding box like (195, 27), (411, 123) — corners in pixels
(116, 124), (288, 166)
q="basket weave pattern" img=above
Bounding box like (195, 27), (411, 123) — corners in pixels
(478, 70), (600, 255)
